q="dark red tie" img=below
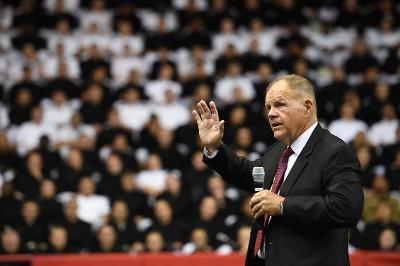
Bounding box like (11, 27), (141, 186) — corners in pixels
(253, 147), (294, 257)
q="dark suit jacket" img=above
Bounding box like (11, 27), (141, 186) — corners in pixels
(204, 124), (364, 266)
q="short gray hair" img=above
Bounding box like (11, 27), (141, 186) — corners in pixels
(267, 74), (316, 110)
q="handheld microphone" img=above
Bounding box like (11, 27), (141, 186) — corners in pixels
(252, 167), (265, 192)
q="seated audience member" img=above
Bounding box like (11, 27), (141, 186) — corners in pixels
(0, 228), (25, 254)
(37, 179), (63, 224)
(15, 200), (48, 252)
(15, 106), (57, 156)
(109, 133), (138, 171)
(136, 153), (168, 197)
(0, 132), (20, 171)
(382, 128), (400, 166)
(158, 173), (193, 221)
(207, 174), (240, 220)
(148, 198), (187, 251)
(91, 224), (122, 252)
(75, 176), (110, 227)
(181, 227), (212, 254)
(212, 17), (244, 55)
(57, 199), (93, 252)
(57, 149), (94, 192)
(144, 230), (167, 253)
(44, 226), (72, 253)
(53, 113), (96, 151)
(355, 146), (375, 189)
(385, 150), (400, 191)
(215, 61), (255, 105)
(8, 87), (35, 126)
(96, 108), (131, 149)
(145, 64), (182, 104)
(235, 225), (251, 255)
(378, 228), (398, 251)
(13, 151), (47, 199)
(0, 182), (22, 226)
(368, 103), (399, 147)
(79, 83), (109, 126)
(182, 151), (214, 203)
(119, 171), (150, 219)
(151, 89), (191, 131)
(40, 89), (80, 128)
(361, 201), (400, 250)
(363, 176), (400, 224)
(113, 87), (151, 132)
(107, 200), (141, 251)
(191, 196), (227, 249)
(96, 153), (125, 200)
(328, 102), (368, 143)
(151, 128), (185, 170)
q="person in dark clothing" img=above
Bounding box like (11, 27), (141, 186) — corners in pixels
(8, 87), (36, 126)
(191, 196), (227, 249)
(158, 173), (194, 221)
(118, 171), (150, 219)
(97, 153), (125, 200)
(345, 40), (379, 75)
(147, 199), (187, 251)
(13, 150), (47, 199)
(79, 83), (109, 125)
(360, 201), (400, 250)
(0, 228), (26, 255)
(109, 133), (138, 172)
(43, 226), (73, 254)
(96, 109), (132, 150)
(107, 200), (141, 251)
(0, 183), (22, 227)
(182, 151), (214, 203)
(151, 128), (185, 170)
(15, 200), (48, 253)
(56, 199), (93, 252)
(57, 149), (93, 192)
(36, 179), (63, 225)
(91, 225), (123, 253)
(80, 46), (110, 82)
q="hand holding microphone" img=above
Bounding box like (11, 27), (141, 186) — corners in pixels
(251, 167), (285, 218)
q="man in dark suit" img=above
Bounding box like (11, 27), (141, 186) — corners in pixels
(192, 74), (364, 266)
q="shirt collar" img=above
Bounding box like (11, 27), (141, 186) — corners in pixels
(290, 122), (318, 156)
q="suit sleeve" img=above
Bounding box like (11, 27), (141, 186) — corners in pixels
(282, 144), (364, 228)
(203, 143), (262, 193)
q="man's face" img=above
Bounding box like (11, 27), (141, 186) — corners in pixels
(265, 80), (308, 145)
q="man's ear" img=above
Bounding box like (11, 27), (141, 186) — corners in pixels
(304, 98), (313, 116)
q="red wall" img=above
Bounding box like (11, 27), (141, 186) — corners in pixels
(0, 252), (399, 266)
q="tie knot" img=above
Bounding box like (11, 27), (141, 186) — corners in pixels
(282, 147), (294, 160)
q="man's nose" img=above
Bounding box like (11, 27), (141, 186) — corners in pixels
(268, 107), (277, 118)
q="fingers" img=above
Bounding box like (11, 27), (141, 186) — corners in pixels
(218, 120), (225, 133)
(192, 110), (201, 125)
(250, 191), (267, 208)
(197, 101), (206, 120)
(209, 101), (220, 121)
(252, 201), (266, 219)
(199, 100), (212, 119)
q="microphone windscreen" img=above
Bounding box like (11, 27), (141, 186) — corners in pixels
(252, 167), (265, 192)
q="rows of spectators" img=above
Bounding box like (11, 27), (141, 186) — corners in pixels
(0, 0), (399, 255)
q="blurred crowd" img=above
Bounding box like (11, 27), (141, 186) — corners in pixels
(0, 0), (399, 255)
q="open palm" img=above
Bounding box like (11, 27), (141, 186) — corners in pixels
(192, 101), (225, 152)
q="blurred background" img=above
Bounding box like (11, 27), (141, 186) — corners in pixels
(0, 0), (399, 257)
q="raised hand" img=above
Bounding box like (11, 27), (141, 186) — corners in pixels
(192, 100), (225, 153)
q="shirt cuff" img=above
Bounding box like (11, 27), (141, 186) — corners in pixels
(203, 147), (219, 159)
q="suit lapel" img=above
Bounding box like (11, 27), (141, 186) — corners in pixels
(262, 143), (286, 190)
(279, 124), (324, 196)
